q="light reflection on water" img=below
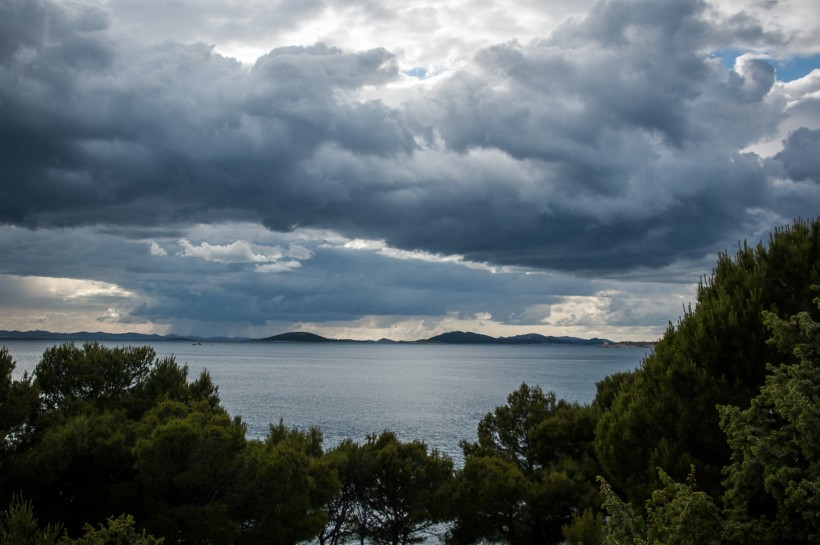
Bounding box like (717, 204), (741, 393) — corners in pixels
(4, 340), (649, 465)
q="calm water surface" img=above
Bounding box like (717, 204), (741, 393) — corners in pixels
(5, 340), (649, 464)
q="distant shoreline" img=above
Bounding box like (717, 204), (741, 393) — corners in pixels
(0, 329), (656, 347)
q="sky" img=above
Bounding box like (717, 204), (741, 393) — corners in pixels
(1, 0), (819, 341)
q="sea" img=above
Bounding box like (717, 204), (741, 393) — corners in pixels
(3, 340), (650, 465)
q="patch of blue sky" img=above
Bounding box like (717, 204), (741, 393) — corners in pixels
(710, 48), (748, 69)
(404, 67), (428, 79)
(772, 54), (820, 82)
(710, 48), (820, 82)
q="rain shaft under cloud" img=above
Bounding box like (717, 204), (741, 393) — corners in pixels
(1, 0), (819, 339)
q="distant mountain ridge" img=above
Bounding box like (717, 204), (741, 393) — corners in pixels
(500, 333), (615, 345)
(418, 331), (614, 345)
(0, 330), (247, 342)
(258, 330), (645, 345)
(0, 329), (654, 346)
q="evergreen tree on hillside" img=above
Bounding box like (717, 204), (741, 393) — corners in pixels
(0, 348), (38, 461)
(719, 303), (820, 545)
(597, 298), (820, 545)
(1, 343), (223, 535)
(0, 342), (337, 544)
(595, 218), (820, 503)
(450, 384), (601, 545)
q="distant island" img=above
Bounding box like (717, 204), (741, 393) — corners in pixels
(0, 329), (655, 347)
(259, 330), (655, 346)
(419, 331), (613, 345)
(260, 332), (335, 343)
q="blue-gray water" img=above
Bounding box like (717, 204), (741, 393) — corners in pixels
(4, 340), (649, 464)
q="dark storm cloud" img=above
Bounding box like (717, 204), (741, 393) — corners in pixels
(1, 0), (817, 278)
(774, 128), (820, 184)
(317, 0), (790, 270)
(0, 224), (593, 331)
(0, 0), (407, 228)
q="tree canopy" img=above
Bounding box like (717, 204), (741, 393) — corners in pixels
(596, 218), (820, 501)
(0, 342), (339, 544)
(599, 296), (820, 545)
(451, 384), (601, 545)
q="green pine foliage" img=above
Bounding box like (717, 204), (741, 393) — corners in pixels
(315, 432), (454, 545)
(599, 469), (723, 545)
(66, 515), (163, 545)
(0, 497), (162, 545)
(600, 298), (820, 545)
(596, 218), (820, 502)
(561, 508), (603, 545)
(0, 341), (454, 545)
(0, 342), (339, 545)
(451, 384), (601, 545)
(0, 497), (62, 545)
(719, 303), (820, 545)
(0, 347), (38, 455)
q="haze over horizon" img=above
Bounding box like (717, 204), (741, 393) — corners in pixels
(2, 0), (819, 342)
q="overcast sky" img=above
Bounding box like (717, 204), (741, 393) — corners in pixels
(1, 0), (819, 341)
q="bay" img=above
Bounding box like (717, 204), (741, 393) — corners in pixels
(3, 340), (649, 464)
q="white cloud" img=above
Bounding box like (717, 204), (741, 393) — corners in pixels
(341, 237), (502, 272)
(104, 0), (595, 71)
(743, 68), (820, 157)
(0, 275), (134, 304)
(343, 238), (386, 251)
(708, 0), (820, 56)
(97, 307), (123, 323)
(538, 284), (696, 339)
(149, 241), (167, 256)
(0, 274), (155, 334)
(541, 294), (612, 328)
(176, 238), (313, 273)
(286, 243), (313, 260)
(178, 238), (282, 263)
(254, 260), (303, 273)
(33, 276), (135, 301)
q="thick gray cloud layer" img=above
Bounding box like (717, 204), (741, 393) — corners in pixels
(1, 0), (818, 337)
(0, 223), (693, 338)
